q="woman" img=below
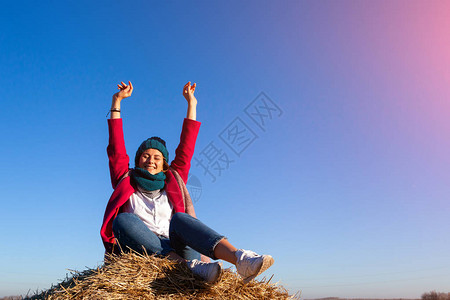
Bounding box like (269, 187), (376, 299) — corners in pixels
(100, 81), (274, 283)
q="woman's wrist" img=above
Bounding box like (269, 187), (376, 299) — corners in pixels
(109, 96), (122, 119)
(187, 99), (197, 107)
(111, 96), (122, 108)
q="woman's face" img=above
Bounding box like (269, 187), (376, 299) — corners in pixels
(138, 148), (165, 174)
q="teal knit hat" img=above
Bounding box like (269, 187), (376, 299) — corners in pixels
(135, 136), (169, 167)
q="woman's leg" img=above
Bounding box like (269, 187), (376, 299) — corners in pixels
(159, 237), (196, 262)
(169, 213), (274, 283)
(169, 212), (226, 260)
(113, 213), (173, 256)
(169, 213), (246, 264)
(113, 213), (221, 282)
(213, 239), (237, 264)
(169, 213), (240, 264)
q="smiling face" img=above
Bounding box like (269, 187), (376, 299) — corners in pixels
(138, 148), (165, 175)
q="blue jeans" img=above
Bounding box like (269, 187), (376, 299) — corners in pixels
(112, 212), (225, 260)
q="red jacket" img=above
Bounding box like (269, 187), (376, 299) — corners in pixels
(100, 118), (201, 253)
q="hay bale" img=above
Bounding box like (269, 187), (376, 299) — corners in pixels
(28, 251), (297, 299)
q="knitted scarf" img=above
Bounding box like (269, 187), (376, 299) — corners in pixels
(130, 168), (166, 191)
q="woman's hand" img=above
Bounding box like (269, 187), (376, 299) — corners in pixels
(183, 81), (197, 105)
(114, 81), (134, 101)
(110, 81), (133, 119)
(183, 81), (197, 120)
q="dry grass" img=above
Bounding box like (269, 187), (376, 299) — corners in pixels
(27, 250), (298, 300)
(422, 291), (450, 300)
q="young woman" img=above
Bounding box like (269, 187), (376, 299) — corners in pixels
(100, 81), (274, 283)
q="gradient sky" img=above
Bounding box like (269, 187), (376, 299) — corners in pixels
(1, 0), (449, 298)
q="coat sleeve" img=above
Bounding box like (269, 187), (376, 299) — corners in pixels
(107, 118), (130, 189)
(170, 118), (201, 184)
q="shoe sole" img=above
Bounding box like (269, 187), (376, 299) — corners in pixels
(242, 255), (274, 284)
(207, 263), (222, 283)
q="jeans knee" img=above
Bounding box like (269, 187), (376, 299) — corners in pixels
(113, 213), (134, 234)
(171, 212), (185, 222)
(169, 212), (188, 233)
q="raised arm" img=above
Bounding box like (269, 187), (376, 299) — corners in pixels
(183, 81), (197, 120)
(107, 81), (133, 188)
(170, 82), (201, 182)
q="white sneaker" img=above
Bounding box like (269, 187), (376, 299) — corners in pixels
(235, 249), (274, 283)
(187, 259), (222, 283)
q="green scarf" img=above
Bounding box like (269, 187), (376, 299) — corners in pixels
(130, 168), (166, 191)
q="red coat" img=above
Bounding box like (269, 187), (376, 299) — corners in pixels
(100, 118), (201, 253)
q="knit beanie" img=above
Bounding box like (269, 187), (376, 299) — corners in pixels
(135, 136), (169, 167)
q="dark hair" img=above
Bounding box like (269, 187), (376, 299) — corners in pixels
(163, 160), (170, 173)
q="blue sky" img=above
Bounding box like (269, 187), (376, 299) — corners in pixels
(1, 1), (450, 298)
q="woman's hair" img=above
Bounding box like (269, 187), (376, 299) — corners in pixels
(163, 160), (170, 173)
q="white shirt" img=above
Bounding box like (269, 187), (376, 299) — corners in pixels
(123, 188), (173, 238)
